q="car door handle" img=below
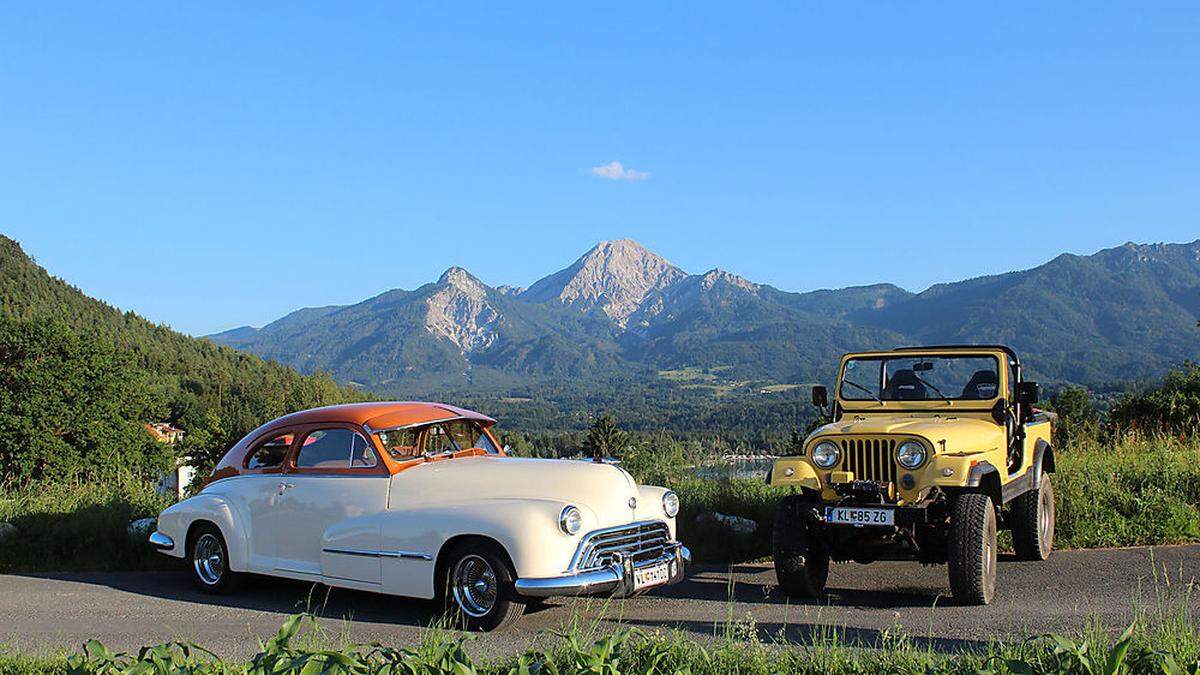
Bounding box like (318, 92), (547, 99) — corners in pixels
(277, 482), (295, 495)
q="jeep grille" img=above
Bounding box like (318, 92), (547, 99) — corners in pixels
(573, 521), (672, 571)
(839, 437), (899, 486)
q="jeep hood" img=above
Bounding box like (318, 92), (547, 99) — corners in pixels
(387, 456), (642, 526)
(811, 415), (1005, 455)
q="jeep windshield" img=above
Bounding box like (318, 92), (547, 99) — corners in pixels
(839, 354), (1001, 402)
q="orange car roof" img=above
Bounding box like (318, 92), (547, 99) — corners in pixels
(265, 401), (495, 432)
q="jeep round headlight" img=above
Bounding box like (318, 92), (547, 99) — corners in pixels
(662, 491), (680, 518)
(811, 441), (840, 468)
(896, 441), (927, 469)
(559, 505), (582, 535)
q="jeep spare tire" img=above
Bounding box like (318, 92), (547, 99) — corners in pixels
(947, 492), (997, 605)
(772, 495), (829, 598)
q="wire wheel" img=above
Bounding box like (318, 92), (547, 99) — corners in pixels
(451, 554), (498, 618)
(192, 533), (225, 586)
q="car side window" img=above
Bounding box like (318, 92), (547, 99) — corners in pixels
(247, 432), (293, 470)
(294, 428), (377, 470)
(378, 428), (419, 459)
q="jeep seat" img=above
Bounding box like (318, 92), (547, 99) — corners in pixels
(883, 369), (926, 400)
(961, 370), (998, 400)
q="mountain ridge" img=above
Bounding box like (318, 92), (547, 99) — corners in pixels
(209, 238), (1200, 391)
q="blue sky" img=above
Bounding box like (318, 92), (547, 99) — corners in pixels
(2, 3), (1197, 335)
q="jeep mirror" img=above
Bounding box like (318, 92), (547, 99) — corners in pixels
(1016, 381), (1039, 405)
(812, 385), (828, 408)
(913, 361), (934, 372)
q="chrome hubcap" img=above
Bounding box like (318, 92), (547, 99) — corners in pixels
(1039, 488), (1052, 542)
(451, 554), (497, 617)
(193, 533), (225, 586)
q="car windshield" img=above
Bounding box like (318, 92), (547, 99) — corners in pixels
(376, 420), (500, 460)
(839, 354), (1001, 402)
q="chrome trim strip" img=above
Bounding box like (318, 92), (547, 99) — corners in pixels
(321, 547), (432, 561)
(148, 530), (174, 551)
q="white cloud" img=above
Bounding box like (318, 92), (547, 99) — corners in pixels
(590, 161), (650, 182)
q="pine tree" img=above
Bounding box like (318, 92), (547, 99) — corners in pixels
(582, 413), (628, 460)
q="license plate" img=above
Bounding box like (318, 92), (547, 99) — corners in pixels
(633, 562), (672, 590)
(824, 507), (895, 527)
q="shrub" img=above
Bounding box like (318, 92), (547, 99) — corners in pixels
(1111, 363), (1200, 437)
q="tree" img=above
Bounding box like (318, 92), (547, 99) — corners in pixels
(1047, 386), (1098, 444)
(0, 317), (171, 482)
(582, 413), (628, 460)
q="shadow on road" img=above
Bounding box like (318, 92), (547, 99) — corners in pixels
(18, 569), (451, 628)
(620, 617), (991, 653)
(659, 565), (954, 609)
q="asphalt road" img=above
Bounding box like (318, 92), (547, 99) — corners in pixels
(1, 545), (1197, 660)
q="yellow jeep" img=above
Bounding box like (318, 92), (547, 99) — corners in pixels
(769, 345), (1055, 605)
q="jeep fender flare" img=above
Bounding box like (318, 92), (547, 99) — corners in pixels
(1033, 440), (1056, 487)
(964, 461), (1003, 506)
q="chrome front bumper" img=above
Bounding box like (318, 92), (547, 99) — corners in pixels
(148, 530), (175, 552)
(514, 542), (690, 598)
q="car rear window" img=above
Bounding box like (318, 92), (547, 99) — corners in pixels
(294, 429), (376, 470)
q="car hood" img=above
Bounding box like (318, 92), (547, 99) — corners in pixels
(811, 414), (1005, 455)
(387, 456), (643, 527)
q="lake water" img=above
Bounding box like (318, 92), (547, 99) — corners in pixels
(691, 456), (776, 481)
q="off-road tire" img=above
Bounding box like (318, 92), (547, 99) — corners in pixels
(1011, 473), (1055, 561)
(442, 542), (526, 631)
(187, 523), (239, 594)
(772, 495), (829, 599)
(947, 493), (997, 605)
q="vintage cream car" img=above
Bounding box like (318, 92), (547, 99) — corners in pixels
(150, 402), (689, 630)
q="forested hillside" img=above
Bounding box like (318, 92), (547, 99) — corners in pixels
(0, 236), (363, 481)
(214, 238), (1200, 394)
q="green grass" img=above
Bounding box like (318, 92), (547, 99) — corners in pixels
(0, 473), (172, 573)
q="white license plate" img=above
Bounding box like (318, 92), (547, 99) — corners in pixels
(633, 562), (672, 590)
(824, 507), (895, 527)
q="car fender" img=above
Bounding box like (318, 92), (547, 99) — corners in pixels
(155, 494), (245, 570)
(768, 458), (821, 492)
(634, 485), (678, 537)
(376, 498), (587, 599)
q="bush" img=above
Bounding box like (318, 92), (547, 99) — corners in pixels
(1111, 362), (1200, 437)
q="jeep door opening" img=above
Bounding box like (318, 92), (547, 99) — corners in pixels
(768, 345), (1056, 605)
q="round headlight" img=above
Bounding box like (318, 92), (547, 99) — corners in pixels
(662, 491), (680, 518)
(896, 441), (927, 469)
(559, 505), (582, 535)
(811, 441), (840, 468)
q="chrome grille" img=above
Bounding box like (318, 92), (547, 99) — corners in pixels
(839, 437), (899, 486)
(573, 521), (671, 571)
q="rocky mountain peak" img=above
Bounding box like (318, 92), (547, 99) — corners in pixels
(698, 268), (759, 293)
(438, 266), (487, 293)
(521, 239), (687, 326)
(426, 266), (497, 354)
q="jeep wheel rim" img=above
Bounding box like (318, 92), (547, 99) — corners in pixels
(452, 554), (497, 618)
(193, 533), (225, 586)
(1039, 486), (1052, 543)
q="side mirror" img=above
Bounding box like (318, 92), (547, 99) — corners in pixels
(812, 385), (828, 408)
(1016, 381), (1039, 405)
